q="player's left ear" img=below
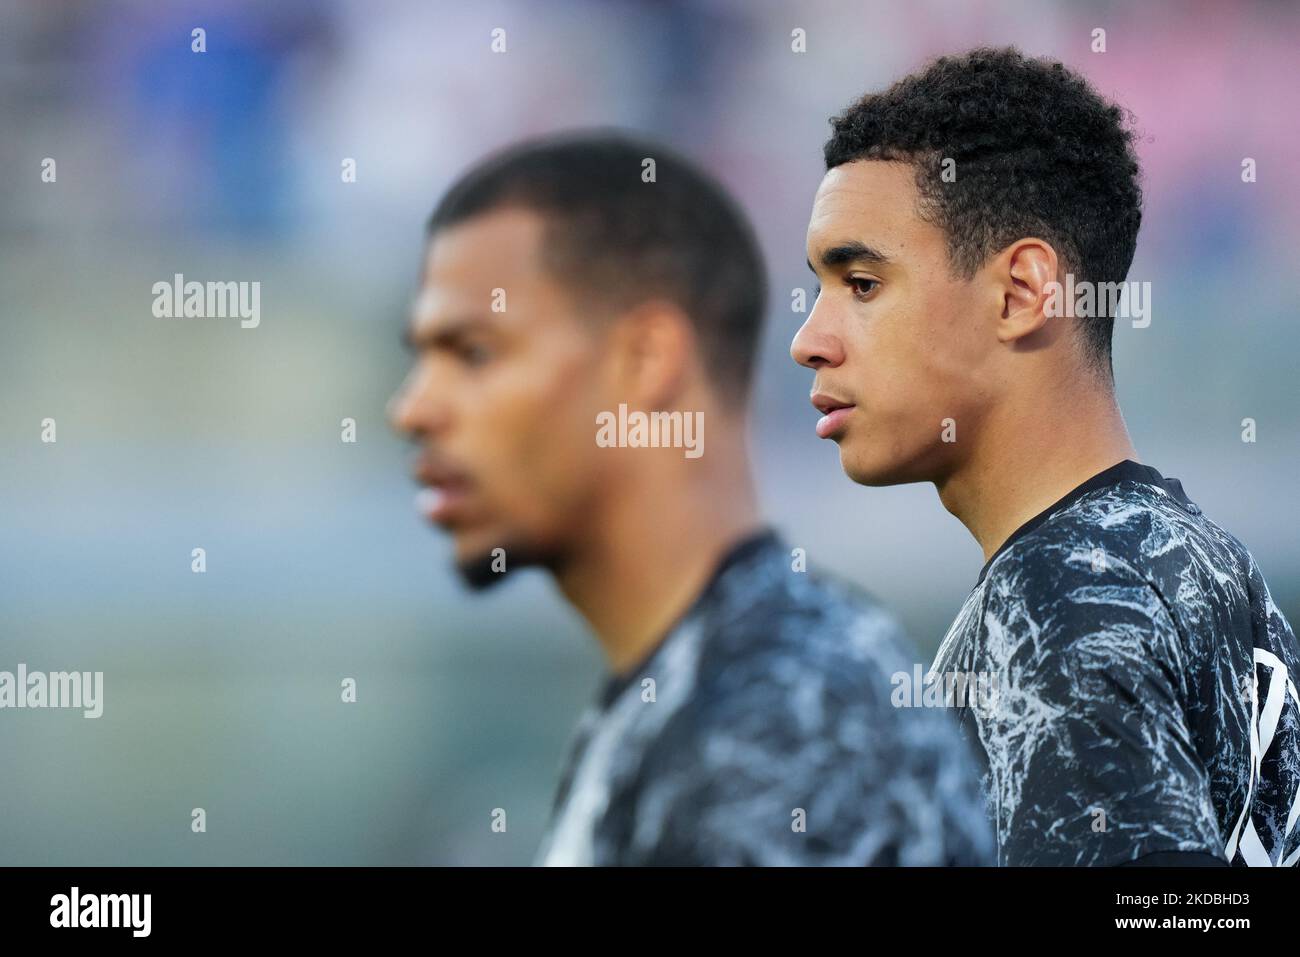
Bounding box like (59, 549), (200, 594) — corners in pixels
(992, 238), (1059, 345)
(607, 299), (695, 410)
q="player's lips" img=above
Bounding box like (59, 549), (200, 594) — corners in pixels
(413, 458), (474, 525)
(811, 392), (856, 440)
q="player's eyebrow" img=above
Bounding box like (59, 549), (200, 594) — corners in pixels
(402, 316), (483, 352)
(807, 241), (891, 273)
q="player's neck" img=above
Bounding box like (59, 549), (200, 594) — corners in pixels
(556, 435), (761, 677)
(937, 378), (1138, 564)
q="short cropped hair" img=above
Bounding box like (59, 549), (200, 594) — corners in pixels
(428, 132), (768, 393)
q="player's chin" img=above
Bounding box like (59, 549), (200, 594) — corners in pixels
(839, 442), (911, 487)
(450, 522), (549, 591)
(452, 535), (511, 591)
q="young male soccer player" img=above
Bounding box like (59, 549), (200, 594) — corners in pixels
(792, 48), (1299, 866)
(390, 132), (992, 866)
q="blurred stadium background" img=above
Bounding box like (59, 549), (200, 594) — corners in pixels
(1, 0), (1296, 864)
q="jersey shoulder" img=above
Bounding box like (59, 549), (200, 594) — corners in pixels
(624, 544), (994, 865)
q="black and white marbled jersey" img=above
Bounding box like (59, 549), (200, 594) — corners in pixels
(933, 460), (1300, 867)
(535, 529), (994, 866)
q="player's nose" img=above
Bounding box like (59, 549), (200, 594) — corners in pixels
(388, 368), (446, 438)
(790, 310), (844, 369)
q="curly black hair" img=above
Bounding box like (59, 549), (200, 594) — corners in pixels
(824, 47), (1143, 370)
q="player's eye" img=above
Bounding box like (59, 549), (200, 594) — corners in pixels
(847, 277), (879, 300)
(459, 342), (492, 367)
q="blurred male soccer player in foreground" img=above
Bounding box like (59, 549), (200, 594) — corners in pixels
(793, 48), (1300, 866)
(390, 132), (993, 866)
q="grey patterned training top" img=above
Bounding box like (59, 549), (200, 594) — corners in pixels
(535, 529), (994, 866)
(932, 460), (1300, 866)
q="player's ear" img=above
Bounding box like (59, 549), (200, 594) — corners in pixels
(993, 238), (1059, 345)
(607, 299), (694, 409)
